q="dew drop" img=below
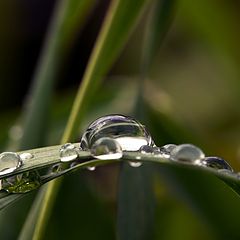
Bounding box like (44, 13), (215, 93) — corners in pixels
(140, 145), (154, 154)
(87, 166), (96, 171)
(90, 137), (123, 160)
(160, 144), (177, 158)
(170, 144), (205, 163)
(201, 156), (233, 172)
(2, 171), (41, 193)
(80, 114), (153, 152)
(129, 161), (142, 168)
(0, 152), (22, 175)
(20, 152), (34, 160)
(60, 143), (79, 162)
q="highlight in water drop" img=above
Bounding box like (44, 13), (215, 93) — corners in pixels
(129, 161), (142, 168)
(2, 171), (41, 193)
(201, 156), (233, 172)
(60, 143), (79, 162)
(87, 166), (96, 171)
(90, 137), (123, 160)
(80, 114), (154, 152)
(0, 152), (22, 176)
(170, 144), (205, 163)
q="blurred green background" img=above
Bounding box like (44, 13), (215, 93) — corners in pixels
(1, 0), (240, 239)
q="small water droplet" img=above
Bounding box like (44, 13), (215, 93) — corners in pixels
(129, 161), (142, 168)
(201, 156), (233, 172)
(87, 166), (96, 171)
(2, 171), (41, 193)
(20, 152), (34, 160)
(51, 163), (63, 173)
(140, 145), (154, 154)
(160, 144), (177, 158)
(0, 152), (22, 175)
(60, 143), (79, 162)
(80, 114), (154, 152)
(90, 137), (123, 160)
(170, 144), (205, 163)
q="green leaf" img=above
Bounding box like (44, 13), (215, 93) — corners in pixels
(117, 1), (176, 240)
(117, 163), (155, 240)
(62, 0), (152, 142)
(19, 0), (95, 149)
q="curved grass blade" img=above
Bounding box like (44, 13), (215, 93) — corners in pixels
(1, 144), (240, 238)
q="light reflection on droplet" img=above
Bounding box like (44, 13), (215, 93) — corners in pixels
(87, 166), (96, 171)
(129, 161), (142, 168)
(90, 137), (122, 160)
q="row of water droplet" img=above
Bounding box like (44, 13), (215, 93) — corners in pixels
(0, 114), (236, 193)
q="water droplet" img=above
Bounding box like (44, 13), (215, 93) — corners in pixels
(60, 143), (79, 162)
(87, 166), (96, 171)
(20, 152), (34, 160)
(201, 156), (233, 172)
(90, 137), (123, 160)
(129, 161), (142, 168)
(170, 144), (205, 163)
(51, 163), (63, 173)
(160, 144), (177, 158)
(140, 145), (154, 154)
(0, 152), (22, 175)
(80, 114), (153, 152)
(2, 171), (41, 193)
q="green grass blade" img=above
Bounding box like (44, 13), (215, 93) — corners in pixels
(21, 0), (152, 239)
(117, 1), (176, 240)
(20, 0), (95, 149)
(117, 163), (155, 240)
(140, 0), (175, 79)
(62, 0), (152, 142)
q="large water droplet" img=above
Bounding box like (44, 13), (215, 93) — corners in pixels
(0, 152), (22, 175)
(60, 143), (79, 162)
(80, 114), (153, 152)
(201, 156), (233, 172)
(90, 137), (123, 160)
(170, 144), (205, 163)
(2, 171), (41, 193)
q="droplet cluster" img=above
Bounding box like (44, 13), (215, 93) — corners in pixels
(0, 114), (236, 194)
(78, 114), (234, 173)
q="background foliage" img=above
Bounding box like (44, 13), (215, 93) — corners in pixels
(0, 0), (240, 239)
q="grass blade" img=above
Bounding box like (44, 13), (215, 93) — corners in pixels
(20, 0), (95, 149)
(117, 1), (176, 240)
